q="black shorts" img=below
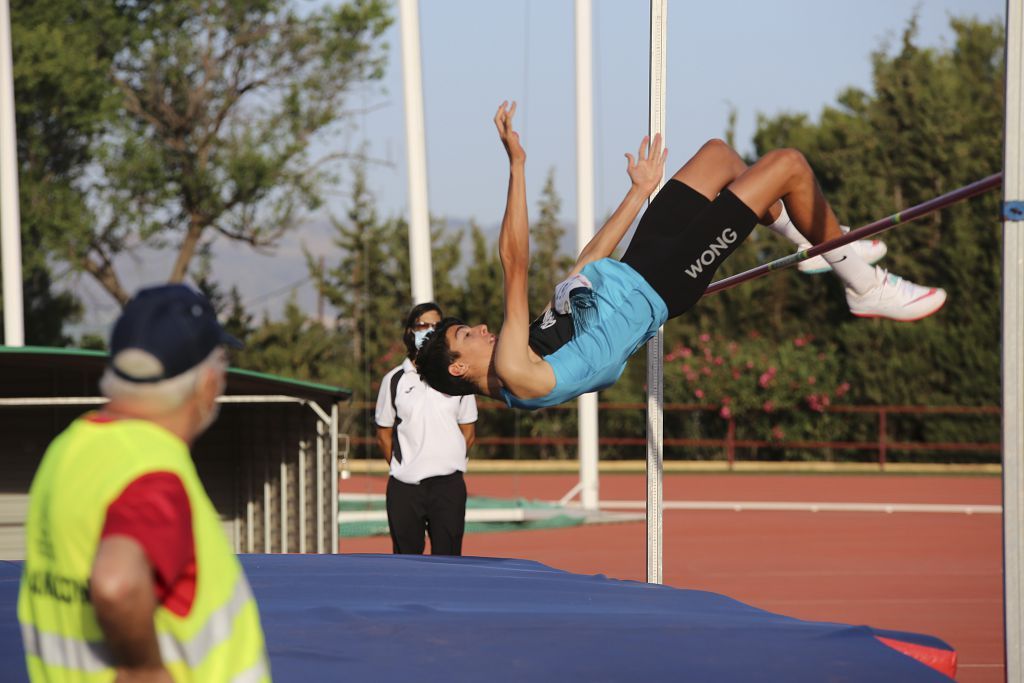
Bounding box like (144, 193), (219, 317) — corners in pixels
(622, 180), (759, 318)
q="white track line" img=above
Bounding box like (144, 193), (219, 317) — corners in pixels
(596, 500), (1001, 515)
(342, 493), (999, 516)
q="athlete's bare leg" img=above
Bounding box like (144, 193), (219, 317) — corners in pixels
(669, 139), (744, 199)
(670, 139), (786, 226)
(726, 148), (842, 246)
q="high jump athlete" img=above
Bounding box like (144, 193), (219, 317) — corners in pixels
(415, 102), (946, 410)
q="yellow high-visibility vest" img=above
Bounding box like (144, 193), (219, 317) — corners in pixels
(18, 415), (270, 682)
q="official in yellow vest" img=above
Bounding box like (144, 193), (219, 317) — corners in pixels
(18, 284), (271, 682)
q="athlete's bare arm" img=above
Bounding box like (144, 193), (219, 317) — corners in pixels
(566, 134), (668, 278)
(491, 102), (555, 399)
(91, 536), (174, 681)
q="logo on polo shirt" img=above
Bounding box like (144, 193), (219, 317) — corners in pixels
(684, 227), (738, 279)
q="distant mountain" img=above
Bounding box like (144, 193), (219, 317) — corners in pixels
(66, 211), (603, 341)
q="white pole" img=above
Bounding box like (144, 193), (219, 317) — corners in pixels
(398, 0), (433, 304)
(331, 402), (339, 553)
(575, 0), (599, 512)
(0, 0), (24, 347)
(1001, 0), (1024, 678)
(646, 0), (667, 585)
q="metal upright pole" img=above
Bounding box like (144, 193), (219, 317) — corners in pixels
(0, 0), (24, 346)
(575, 0), (599, 512)
(331, 403), (339, 553)
(646, 0), (667, 585)
(398, 0), (434, 304)
(1002, 0), (1024, 678)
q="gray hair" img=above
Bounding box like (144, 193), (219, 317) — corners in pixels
(99, 347), (228, 414)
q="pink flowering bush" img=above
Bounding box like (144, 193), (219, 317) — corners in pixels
(664, 331), (852, 446)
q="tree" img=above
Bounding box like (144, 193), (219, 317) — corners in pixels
(528, 169), (574, 315)
(193, 249), (255, 342)
(43, 0), (391, 306)
(670, 17), (1005, 418)
(598, 16), (1004, 463)
(312, 165), (407, 396)
(5, 0), (140, 344)
(459, 222), (504, 330)
(234, 297), (348, 385)
(752, 17), (1004, 416)
(430, 216), (464, 319)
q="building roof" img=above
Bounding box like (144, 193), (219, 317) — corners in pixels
(0, 346), (351, 404)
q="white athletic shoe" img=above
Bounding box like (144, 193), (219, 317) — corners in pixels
(797, 238), (888, 274)
(845, 267), (947, 322)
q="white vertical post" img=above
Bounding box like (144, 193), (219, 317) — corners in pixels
(263, 453), (272, 552)
(575, 0), (600, 512)
(246, 426), (255, 552)
(315, 417), (324, 554)
(280, 455), (288, 553)
(330, 403), (339, 554)
(0, 0), (24, 347)
(299, 436), (308, 554)
(1002, 0), (1024, 678)
(398, 0), (434, 304)
(646, 0), (667, 585)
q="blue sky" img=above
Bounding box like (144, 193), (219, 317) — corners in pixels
(73, 0), (1006, 332)
(356, 0), (1004, 224)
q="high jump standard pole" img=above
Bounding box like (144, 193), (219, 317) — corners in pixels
(647, 0), (667, 585)
(1001, 0), (1023, 678)
(0, 0), (24, 346)
(398, 0), (434, 304)
(575, 0), (600, 512)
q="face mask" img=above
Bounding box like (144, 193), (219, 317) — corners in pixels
(413, 328), (434, 350)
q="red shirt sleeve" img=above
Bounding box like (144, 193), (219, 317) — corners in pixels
(101, 471), (196, 616)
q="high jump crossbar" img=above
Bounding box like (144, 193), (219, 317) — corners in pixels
(704, 172), (1004, 296)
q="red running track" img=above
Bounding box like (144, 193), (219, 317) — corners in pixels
(339, 473), (1003, 682)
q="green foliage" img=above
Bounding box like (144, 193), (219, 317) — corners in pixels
(598, 16), (1004, 463)
(312, 164), (410, 396)
(660, 331), (858, 461)
(528, 169), (574, 314)
(459, 222), (504, 330)
(665, 332), (848, 419)
(8, 0), (392, 321)
(751, 18), (1003, 419)
(10, 9), (995, 464)
(311, 13), (1002, 464)
(0, 266), (83, 346)
(192, 250), (255, 341)
(430, 216), (465, 317)
(234, 297), (349, 385)
(4, 0), (140, 343)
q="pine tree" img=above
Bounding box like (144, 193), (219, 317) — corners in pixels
(430, 217), (464, 319)
(313, 166), (406, 396)
(459, 222), (505, 330)
(235, 297), (347, 385)
(528, 169), (574, 316)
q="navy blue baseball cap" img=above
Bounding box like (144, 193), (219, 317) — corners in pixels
(109, 284), (243, 383)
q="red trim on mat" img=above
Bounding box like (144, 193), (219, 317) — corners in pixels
(876, 636), (957, 678)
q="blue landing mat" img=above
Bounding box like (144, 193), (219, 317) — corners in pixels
(0, 554), (954, 682)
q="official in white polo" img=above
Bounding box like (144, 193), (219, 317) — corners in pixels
(375, 303), (478, 555)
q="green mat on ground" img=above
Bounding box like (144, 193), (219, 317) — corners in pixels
(338, 495), (585, 538)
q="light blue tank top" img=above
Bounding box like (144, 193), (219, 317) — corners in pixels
(501, 258), (668, 410)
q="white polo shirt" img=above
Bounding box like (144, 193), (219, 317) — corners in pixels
(375, 358), (478, 485)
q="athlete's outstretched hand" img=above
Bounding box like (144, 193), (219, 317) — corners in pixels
(494, 101), (526, 165)
(625, 133), (667, 196)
